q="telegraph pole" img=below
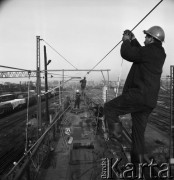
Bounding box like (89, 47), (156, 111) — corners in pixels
(44, 45), (49, 123)
(36, 36), (42, 135)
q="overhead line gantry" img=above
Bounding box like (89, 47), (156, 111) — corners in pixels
(0, 69), (111, 78)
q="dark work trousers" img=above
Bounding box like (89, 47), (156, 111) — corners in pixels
(104, 93), (153, 163)
(81, 87), (85, 97)
(74, 99), (80, 109)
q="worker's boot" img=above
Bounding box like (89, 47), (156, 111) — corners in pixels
(104, 122), (123, 158)
(109, 122), (122, 141)
(104, 122), (123, 143)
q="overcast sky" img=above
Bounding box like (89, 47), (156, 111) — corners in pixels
(0, 0), (173, 83)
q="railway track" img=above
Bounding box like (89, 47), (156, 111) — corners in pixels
(149, 99), (170, 133)
(0, 116), (25, 131)
(0, 97), (57, 131)
(0, 147), (24, 177)
(0, 90), (172, 179)
(0, 99), (55, 177)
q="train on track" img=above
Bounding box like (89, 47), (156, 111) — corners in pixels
(0, 91), (56, 116)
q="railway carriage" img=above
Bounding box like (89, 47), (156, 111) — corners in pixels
(0, 94), (15, 102)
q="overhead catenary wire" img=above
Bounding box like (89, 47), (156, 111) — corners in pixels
(0, 65), (31, 72)
(42, 39), (78, 70)
(85, 0), (164, 76)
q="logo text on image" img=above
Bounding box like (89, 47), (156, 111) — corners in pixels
(101, 158), (174, 179)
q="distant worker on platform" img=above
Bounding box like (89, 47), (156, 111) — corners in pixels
(74, 90), (81, 109)
(80, 77), (87, 97)
(104, 26), (166, 164)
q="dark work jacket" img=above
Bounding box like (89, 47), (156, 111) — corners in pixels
(75, 92), (81, 101)
(80, 79), (86, 88)
(120, 39), (166, 108)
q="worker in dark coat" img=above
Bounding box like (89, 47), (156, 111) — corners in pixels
(74, 90), (81, 109)
(104, 26), (166, 164)
(80, 77), (87, 97)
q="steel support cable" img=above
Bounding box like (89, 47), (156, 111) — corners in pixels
(41, 39), (78, 70)
(85, 0), (164, 76)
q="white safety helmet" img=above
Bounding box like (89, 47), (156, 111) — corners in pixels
(76, 90), (79, 93)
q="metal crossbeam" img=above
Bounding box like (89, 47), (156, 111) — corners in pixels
(0, 69), (110, 78)
(0, 71), (36, 78)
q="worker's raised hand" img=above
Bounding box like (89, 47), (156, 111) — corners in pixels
(122, 29), (135, 41)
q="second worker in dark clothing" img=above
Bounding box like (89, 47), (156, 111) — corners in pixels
(74, 90), (81, 109)
(104, 26), (166, 164)
(80, 77), (87, 97)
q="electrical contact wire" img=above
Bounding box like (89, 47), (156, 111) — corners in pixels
(85, 0), (164, 76)
(42, 39), (78, 70)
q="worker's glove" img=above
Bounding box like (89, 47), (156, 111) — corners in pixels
(122, 29), (135, 42)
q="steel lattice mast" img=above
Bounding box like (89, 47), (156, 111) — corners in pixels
(36, 36), (42, 135)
